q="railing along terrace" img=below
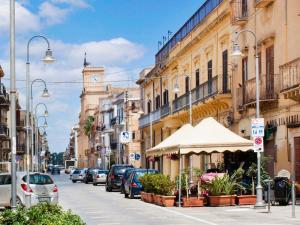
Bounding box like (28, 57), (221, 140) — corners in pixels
(280, 58), (300, 91)
(191, 75), (219, 104)
(155, 0), (223, 64)
(240, 73), (280, 106)
(230, 0), (248, 23)
(0, 123), (9, 137)
(161, 103), (170, 117)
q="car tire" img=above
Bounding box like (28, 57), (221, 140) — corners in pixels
(106, 185), (112, 192)
(129, 189), (134, 199)
(72, 180), (76, 183)
(93, 183), (97, 186)
(11, 197), (23, 207)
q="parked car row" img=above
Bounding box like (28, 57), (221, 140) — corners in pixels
(69, 164), (159, 199)
(70, 168), (108, 186)
(106, 164), (159, 199)
(0, 172), (58, 207)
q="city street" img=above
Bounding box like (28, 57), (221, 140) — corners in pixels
(55, 173), (300, 225)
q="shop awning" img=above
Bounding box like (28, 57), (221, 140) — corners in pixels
(147, 117), (253, 156)
(180, 117), (253, 154)
(146, 124), (194, 156)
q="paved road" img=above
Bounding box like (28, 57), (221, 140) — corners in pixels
(54, 173), (300, 225)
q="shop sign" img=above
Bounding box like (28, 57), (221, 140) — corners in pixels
(251, 118), (264, 137)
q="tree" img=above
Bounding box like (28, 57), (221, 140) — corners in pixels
(83, 116), (95, 137)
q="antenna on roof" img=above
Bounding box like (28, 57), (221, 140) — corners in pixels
(84, 52), (90, 67)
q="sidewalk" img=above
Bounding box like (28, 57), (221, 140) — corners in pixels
(165, 204), (300, 225)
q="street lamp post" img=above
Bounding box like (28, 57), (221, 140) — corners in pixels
(25, 35), (54, 207)
(174, 75), (193, 186)
(34, 102), (48, 171)
(31, 81), (49, 171)
(232, 30), (265, 209)
(9, 0), (17, 210)
(36, 125), (47, 172)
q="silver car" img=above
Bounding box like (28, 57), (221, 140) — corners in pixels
(71, 169), (86, 183)
(93, 170), (109, 186)
(0, 172), (58, 207)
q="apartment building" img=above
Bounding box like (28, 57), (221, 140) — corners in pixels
(137, 0), (300, 181)
(0, 66), (10, 172)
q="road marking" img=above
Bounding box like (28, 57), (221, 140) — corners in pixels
(225, 208), (251, 212)
(138, 201), (218, 225)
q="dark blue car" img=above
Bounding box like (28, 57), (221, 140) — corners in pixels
(124, 169), (159, 199)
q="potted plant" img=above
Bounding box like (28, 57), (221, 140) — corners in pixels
(207, 173), (243, 207)
(179, 168), (205, 207)
(236, 156), (271, 205)
(154, 174), (176, 207)
(140, 174), (155, 203)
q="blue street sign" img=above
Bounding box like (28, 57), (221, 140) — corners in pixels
(135, 153), (141, 160)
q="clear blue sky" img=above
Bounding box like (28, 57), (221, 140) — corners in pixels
(0, 0), (205, 153)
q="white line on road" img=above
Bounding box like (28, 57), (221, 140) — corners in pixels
(137, 201), (219, 225)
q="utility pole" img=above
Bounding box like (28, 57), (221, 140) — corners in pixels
(10, 0), (17, 210)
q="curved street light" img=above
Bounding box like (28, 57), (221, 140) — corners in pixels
(30, 79), (49, 172)
(232, 30), (265, 209)
(25, 35), (54, 208)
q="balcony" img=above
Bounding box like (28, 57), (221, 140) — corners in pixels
(237, 74), (280, 111)
(0, 123), (9, 139)
(155, 0), (224, 64)
(17, 144), (26, 154)
(280, 58), (300, 101)
(230, 0), (248, 25)
(110, 117), (117, 126)
(138, 104), (170, 128)
(0, 83), (9, 107)
(255, 0), (274, 8)
(173, 74), (230, 113)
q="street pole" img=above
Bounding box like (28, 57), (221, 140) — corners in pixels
(291, 137), (296, 217)
(74, 126), (79, 168)
(9, 0), (17, 210)
(188, 76), (193, 186)
(233, 30), (265, 209)
(26, 35), (54, 208)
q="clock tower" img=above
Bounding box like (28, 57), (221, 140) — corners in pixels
(82, 66), (105, 93)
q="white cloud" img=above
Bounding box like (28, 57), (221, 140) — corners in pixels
(39, 2), (70, 26)
(50, 0), (90, 8)
(0, 0), (41, 33)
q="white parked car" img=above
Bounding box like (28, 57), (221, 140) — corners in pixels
(0, 172), (58, 207)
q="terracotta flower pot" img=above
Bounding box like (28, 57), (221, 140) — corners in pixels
(182, 197), (204, 207)
(140, 192), (146, 202)
(154, 195), (163, 206)
(149, 193), (155, 204)
(236, 195), (256, 205)
(161, 196), (176, 207)
(209, 195), (236, 207)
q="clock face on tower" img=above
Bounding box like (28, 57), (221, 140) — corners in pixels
(89, 74), (99, 84)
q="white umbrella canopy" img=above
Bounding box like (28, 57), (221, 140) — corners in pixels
(180, 117), (253, 154)
(147, 124), (194, 156)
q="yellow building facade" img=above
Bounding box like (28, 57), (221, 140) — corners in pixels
(138, 0), (300, 182)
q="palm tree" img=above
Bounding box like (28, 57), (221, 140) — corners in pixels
(83, 116), (94, 137)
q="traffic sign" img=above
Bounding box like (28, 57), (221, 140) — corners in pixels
(120, 131), (131, 143)
(251, 118), (264, 137)
(135, 153), (141, 161)
(129, 153), (135, 160)
(253, 136), (264, 152)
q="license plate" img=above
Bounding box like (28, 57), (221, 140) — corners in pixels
(38, 197), (50, 202)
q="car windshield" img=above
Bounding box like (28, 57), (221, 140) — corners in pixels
(114, 166), (132, 175)
(73, 170), (81, 174)
(98, 170), (108, 174)
(22, 174), (54, 185)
